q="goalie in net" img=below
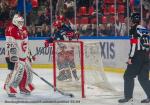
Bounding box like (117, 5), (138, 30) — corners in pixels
(56, 43), (79, 81)
(53, 41), (115, 98)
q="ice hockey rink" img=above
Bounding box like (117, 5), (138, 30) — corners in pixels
(0, 68), (148, 105)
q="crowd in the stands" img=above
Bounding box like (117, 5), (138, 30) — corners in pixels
(0, 0), (149, 37)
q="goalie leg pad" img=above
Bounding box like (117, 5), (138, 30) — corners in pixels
(4, 72), (13, 90)
(25, 61), (33, 84)
(65, 69), (72, 80)
(19, 61), (34, 93)
(25, 61), (34, 92)
(57, 61), (69, 71)
(7, 61), (25, 90)
(19, 70), (27, 92)
(57, 70), (68, 81)
(71, 68), (79, 81)
(19, 71), (34, 95)
(68, 60), (76, 69)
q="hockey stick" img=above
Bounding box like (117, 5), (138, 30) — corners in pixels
(32, 71), (74, 98)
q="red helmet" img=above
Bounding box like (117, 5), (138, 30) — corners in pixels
(56, 15), (65, 22)
(53, 20), (61, 28)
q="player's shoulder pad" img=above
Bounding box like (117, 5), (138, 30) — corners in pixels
(5, 24), (17, 37)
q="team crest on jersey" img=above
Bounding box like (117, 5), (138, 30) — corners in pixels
(19, 30), (27, 39)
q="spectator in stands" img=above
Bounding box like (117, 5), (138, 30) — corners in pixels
(79, 24), (93, 36)
(115, 17), (127, 36)
(106, 24), (115, 36)
(86, 24), (93, 36)
(0, 27), (4, 37)
(29, 25), (36, 37)
(41, 23), (50, 37)
(146, 20), (150, 32)
(38, 13), (46, 26)
(64, 0), (74, 20)
(44, 7), (51, 25)
(35, 27), (42, 37)
(143, 0), (150, 11)
(44, 25), (51, 37)
(98, 24), (108, 36)
(88, 0), (103, 25)
(76, 0), (90, 9)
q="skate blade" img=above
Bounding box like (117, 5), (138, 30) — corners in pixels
(8, 94), (16, 97)
(20, 91), (31, 95)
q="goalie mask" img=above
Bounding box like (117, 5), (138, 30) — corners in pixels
(12, 14), (24, 29)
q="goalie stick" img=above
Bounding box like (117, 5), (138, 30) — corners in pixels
(32, 71), (74, 98)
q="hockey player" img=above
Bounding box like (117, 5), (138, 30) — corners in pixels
(56, 15), (80, 40)
(118, 13), (150, 103)
(44, 20), (65, 47)
(4, 14), (34, 97)
(56, 44), (71, 81)
(44, 15), (79, 47)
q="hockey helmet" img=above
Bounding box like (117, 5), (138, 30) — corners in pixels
(131, 12), (141, 23)
(57, 15), (65, 23)
(12, 14), (24, 29)
(136, 25), (149, 37)
(58, 43), (67, 50)
(53, 20), (62, 28)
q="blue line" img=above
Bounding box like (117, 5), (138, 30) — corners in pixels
(0, 36), (130, 40)
(80, 36), (130, 39)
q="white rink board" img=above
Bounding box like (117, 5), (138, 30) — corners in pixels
(0, 39), (130, 69)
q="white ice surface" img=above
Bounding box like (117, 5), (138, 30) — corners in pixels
(0, 68), (148, 105)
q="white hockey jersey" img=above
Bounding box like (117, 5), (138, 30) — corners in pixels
(5, 23), (29, 60)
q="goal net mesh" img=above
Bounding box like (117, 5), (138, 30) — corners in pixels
(53, 41), (114, 97)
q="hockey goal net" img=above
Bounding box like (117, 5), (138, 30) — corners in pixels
(53, 40), (114, 98)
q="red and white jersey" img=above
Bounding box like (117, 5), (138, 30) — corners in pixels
(5, 23), (29, 59)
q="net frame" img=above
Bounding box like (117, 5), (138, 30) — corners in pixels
(53, 40), (115, 98)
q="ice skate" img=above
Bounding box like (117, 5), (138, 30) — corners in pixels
(118, 98), (133, 103)
(20, 89), (31, 95)
(5, 85), (17, 97)
(141, 98), (150, 103)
